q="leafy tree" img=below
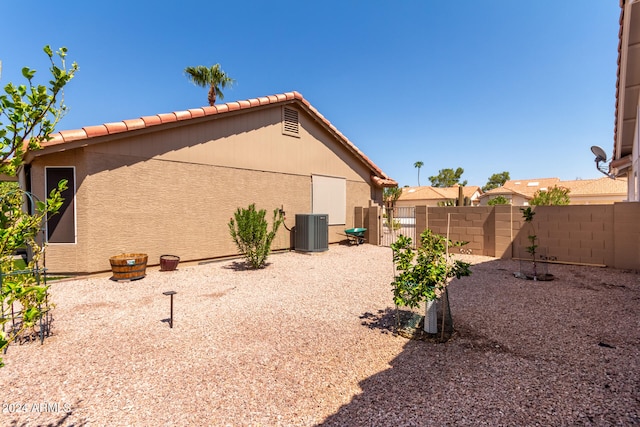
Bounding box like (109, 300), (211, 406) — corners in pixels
(1, 46), (78, 177)
(487, 195), (510, 205)
(413, 161), (424, 186)
(428, 167), (467, 188)
(482, 171), (510, 192)
(383, 186), (403, 234)
(383, 186), (402, 207)
(228, 204), (284, 269)
(391, 230), (471, 335)
(184, 64), (235, 106)
(529, 186), (570, 206)
(0, 45), (77, 367)
(391, 230), (471, 308)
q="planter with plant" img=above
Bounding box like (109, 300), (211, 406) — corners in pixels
(390, 229), (471, 340)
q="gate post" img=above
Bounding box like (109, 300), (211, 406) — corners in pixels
(365, 205), (380, 245)
(354, 206), (364, 229)
(415, 205), (427, 239)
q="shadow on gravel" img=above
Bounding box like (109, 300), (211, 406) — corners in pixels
(221, 261), (272, 271)
(318, 258), (640, 426)
(359, 308), (396, 335)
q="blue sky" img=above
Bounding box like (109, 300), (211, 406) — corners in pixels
(1, 1), (621, 188)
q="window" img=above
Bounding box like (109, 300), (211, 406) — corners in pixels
(282, 107), (299, 137)
(45, 167), (76, 243)
(312, 175), (346, 225)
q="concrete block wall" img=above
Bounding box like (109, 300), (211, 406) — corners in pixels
(366, 203), (640, 270)
(612, 202), (640, 270)
(413, 206), (494, 256)
(514, 205), (616, 267)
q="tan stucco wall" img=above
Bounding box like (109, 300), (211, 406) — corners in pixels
(89, 106), (372, 184)
(396, 199), (437, 208)
(30, 104), (380, 273)
(569, 195), (627, 205)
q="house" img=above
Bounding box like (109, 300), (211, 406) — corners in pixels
(478, 178), (562, 206)
(560, 177), (628, 204)
(21, 92), (396, 274)
(477, 177), (627, 206)
(395, 185), (482, 207)
(611, 0), (639, 200)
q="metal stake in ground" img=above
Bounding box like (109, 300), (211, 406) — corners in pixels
(162, 291), (177, 328)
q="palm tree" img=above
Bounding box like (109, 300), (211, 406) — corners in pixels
(184, 64), (235, 106)
(414, 161), (424, 186)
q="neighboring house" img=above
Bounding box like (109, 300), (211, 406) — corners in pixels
(21, 91), (396, 274)
(479, 178), (568, 206)
(396, 185), (482, 207)
(478, 177), (627, 206)
(611, 0), (639, 201)
(561, 177), (628, 205)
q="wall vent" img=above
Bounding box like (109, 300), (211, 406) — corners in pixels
(282, 107), (300, 137)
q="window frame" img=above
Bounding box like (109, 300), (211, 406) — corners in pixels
(45, 166), (77, 244)
(312, 174), (346, 225)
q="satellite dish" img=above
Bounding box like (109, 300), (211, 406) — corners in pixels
(590, 145), (615, 179)
(591, 146), (607, 162)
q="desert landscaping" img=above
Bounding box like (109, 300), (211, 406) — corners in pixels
(1, 244), (638, 426)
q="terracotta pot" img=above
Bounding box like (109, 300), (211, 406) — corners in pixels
(160, 255), (180, 272)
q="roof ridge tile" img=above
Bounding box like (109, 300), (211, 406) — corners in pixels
(83, 125), (109, 138)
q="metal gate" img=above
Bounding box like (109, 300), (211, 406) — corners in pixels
(381, 206), (416, 247)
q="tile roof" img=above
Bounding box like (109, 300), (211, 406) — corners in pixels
(499, 178), (562, 197)
(561, 177), (628, 195)
(399, 185), (481, 201)
(613, 0), (639, 169)
(481, 177), (627, 199)
(614, 1), (624, 159)
(33, 91), (396, 186)
(399, 186), (444, 201)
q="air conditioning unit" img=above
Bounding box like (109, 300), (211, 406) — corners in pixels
(295, 214), (329, 252)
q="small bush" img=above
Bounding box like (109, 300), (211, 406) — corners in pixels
(487, 195), (509, 205)
(228, 204), (284, 269)
(385, 218), (402, 230)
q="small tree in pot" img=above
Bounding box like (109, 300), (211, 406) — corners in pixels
(391, 229), (471, 338)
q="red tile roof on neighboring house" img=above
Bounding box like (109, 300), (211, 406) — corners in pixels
(481, 177), (627, 200)
(561, 177), (628, 195)
(481, 178), (561, 199)
(32, 91), (397, 187)
(399, 185), (481, 201)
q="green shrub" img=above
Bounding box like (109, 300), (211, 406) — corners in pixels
(385, 218), (402, 230)
(530, 185), (570, 206)
(487, 195), (509, 205)
(228, 204), (284, 269)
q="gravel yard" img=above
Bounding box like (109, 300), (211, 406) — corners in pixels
(1, 244), (639, 426)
